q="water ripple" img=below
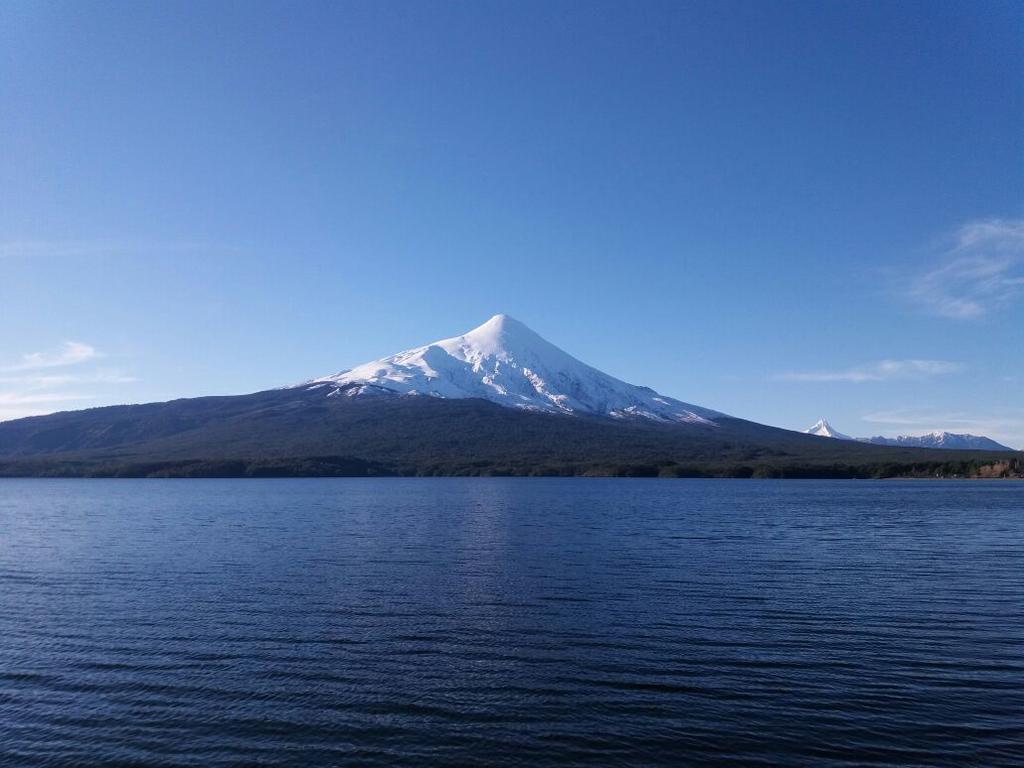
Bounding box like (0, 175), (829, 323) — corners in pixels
(0, 478), (1022, 766)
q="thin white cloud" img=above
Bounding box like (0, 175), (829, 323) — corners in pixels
(907, 218), (1024, 319)
(0, 393), (98, 423)
(0, 343), (136, 422)
(0, 239), (240, 260)
(773, 359), (961, 383)
(6, 341), (101, 371)
(0, 392), (94, 405)
(0, 370), (138, 386)
(0, 241), (124, 259)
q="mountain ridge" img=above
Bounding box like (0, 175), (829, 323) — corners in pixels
(803, 419), (1012, 451)
(860, 432), (1012, 451)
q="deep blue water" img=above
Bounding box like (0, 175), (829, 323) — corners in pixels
(0, 479), (1022, 766)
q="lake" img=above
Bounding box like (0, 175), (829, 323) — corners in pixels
(0, 479), (1021, 766)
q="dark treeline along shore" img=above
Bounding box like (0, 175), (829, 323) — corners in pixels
(0, 389), (1019, 479)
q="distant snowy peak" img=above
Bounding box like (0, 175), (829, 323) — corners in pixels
(860, 432), (1012, 451)
(301, 314), (724, 424)
(804, 419), (854, 440)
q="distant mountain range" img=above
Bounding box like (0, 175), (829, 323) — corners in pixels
(0, 316), (1017, 477)
(804, 419), (1012, 451)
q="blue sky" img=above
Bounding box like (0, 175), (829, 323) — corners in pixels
(2, 0), (1022, 447)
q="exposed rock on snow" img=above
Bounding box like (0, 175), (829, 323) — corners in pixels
(300, 314), (723, 424)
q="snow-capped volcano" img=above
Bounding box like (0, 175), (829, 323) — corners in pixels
(804, 419), (854, 440)
(301, 314), (724, 424)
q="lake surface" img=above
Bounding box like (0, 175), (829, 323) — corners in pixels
(0, 479), (1021, 766)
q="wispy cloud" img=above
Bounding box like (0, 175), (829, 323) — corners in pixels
(6, 341), (101, 371)
(0, 392), (95, 405)
(0, 239), (235, 260)
(772, 359), (961, 383)
(0, 343), (135, 422)
(0, 241), (124, 259)
(0, 392), (98, 422)
(907, 218), (1024, 319)
(0, 370), (137, 386)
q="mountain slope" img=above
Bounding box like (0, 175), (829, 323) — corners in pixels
(302, 314), (722, 424)
(0, 393), (1016, 478)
